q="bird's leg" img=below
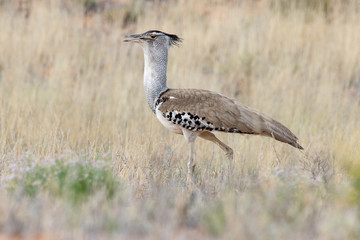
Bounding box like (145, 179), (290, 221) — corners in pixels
(188, 142), (196, 177)
(199, 132), (233, 162)
(199, 131), (234, 177)
(182, 129), (198, 184)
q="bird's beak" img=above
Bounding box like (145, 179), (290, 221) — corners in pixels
(123, 34), (144, 43)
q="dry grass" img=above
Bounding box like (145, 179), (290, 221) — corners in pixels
(0, 0), (360, 239)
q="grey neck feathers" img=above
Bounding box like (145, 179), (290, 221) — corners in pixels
(143, 46), (169, 112)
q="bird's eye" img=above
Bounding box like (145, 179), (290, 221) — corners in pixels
(150, 34), (157, 39)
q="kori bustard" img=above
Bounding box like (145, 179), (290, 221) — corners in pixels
(124, 30), (303, 179)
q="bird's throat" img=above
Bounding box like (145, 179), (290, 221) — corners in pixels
(143, 48), (169, 112)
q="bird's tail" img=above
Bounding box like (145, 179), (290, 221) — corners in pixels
(261, 116), (304, 150)
(236, 104), (303, 150)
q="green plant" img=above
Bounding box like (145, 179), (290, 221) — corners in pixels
(9, 158), (121, 204)
(203, 201), (226, 237)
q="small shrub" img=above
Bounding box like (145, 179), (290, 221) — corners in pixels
(8, 158), (121, 204)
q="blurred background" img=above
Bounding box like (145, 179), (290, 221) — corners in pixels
(0, 0), (359, 239)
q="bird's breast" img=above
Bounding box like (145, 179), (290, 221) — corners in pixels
(155, 108), (183, 134)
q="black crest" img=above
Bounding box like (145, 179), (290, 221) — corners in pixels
(146, 30), (182, 46)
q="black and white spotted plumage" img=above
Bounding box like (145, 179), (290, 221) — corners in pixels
(164, 110), (215, 131)
(155, 94), (255, 134)
(162, 109), (253, 133)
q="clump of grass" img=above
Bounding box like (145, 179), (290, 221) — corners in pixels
(7, 156), (121, 204)
(348, 163), (360, 212)
(202, 201), (226, 237)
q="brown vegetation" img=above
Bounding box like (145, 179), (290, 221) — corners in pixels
(0, 0), (359, 239)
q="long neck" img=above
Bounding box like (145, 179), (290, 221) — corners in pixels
(143, 47), (169, 112)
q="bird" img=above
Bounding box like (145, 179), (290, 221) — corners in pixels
(124, 30), (303, 181)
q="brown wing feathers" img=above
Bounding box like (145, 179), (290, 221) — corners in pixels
(158, 89), (303, 149)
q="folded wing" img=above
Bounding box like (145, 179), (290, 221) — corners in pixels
(158, 89), (303, 149)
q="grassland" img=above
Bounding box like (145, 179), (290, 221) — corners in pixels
(0, 0), (360, 239)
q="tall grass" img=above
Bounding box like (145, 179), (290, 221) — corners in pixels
(0, 0), (360, 239)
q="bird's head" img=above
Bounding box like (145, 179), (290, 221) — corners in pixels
(124, 30), (182, 51)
